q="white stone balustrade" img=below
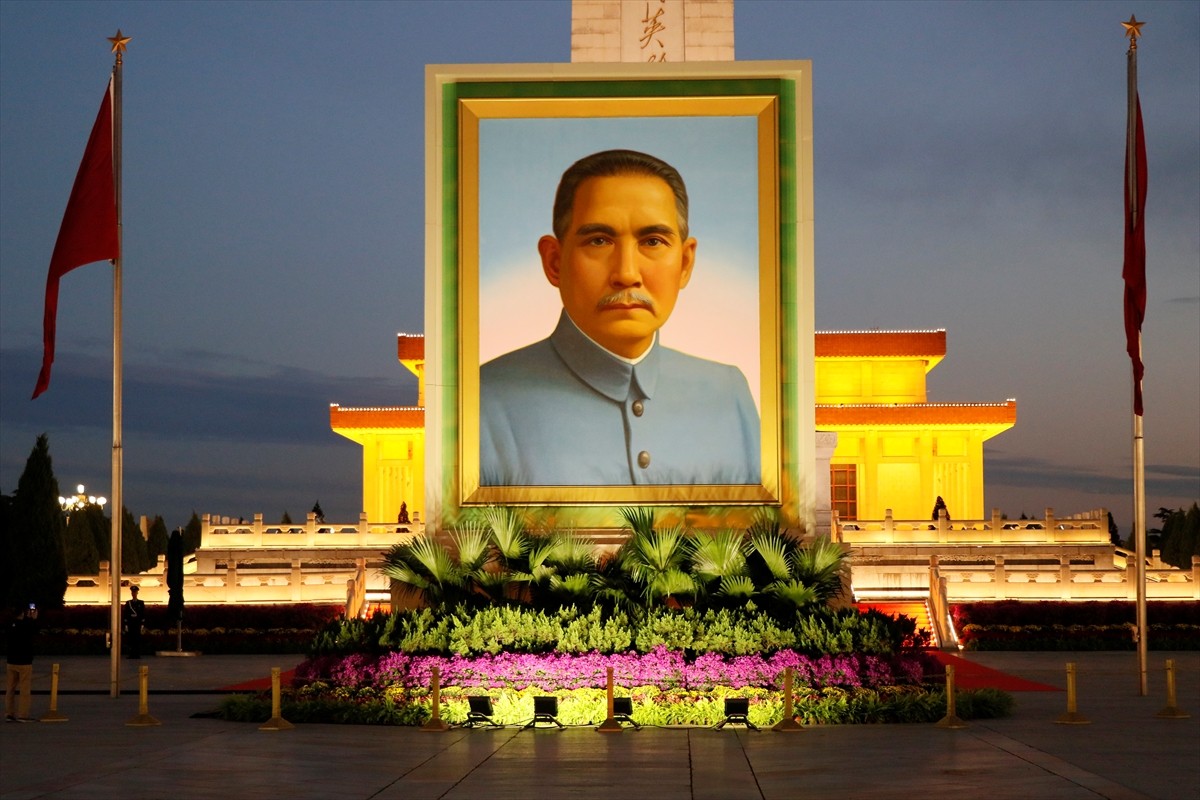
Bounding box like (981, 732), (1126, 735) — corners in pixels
(62, 514), (421, 607)
(840, 508), (1200, 603)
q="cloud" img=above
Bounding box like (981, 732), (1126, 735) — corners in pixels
(986, 454), (1198, 499)
(0, 345), (415, 447)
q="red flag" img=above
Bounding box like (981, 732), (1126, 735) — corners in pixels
(33, 80), (120, 399)
(1123, 94), (1147, 416)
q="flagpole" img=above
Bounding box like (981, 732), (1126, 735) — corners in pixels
(1123, 16), (1148, 697)
(107, 29), (130, 700)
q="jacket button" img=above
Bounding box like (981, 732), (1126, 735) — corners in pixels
(637, 451), (651, 469)
(632, 400), (645, 417)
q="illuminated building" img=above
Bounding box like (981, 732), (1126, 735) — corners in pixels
(331, 328), (1015, 527)
(816, 329), (1015, 522)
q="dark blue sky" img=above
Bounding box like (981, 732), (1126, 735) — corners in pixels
(1, 1), (1196, 534)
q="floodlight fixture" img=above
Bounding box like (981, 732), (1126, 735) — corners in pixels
(715, 697), (758, 731)
(524, 695), (564, 729)
(611, 696), (641, 730)
(464, 695), (501, 728)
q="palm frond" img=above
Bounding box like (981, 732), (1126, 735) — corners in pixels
(790, 535), (849, 601)
(749, 530), (793, 581)
(545, 530), (596, 573)
(649, 568), (697, 603)
(405, 536), (459, 586)
(745, 507), (784, 539)
(471, 569), (512, 602)
(716, 574), (757, 600)
(449, 520), (491, 571)
(630, 525), (690, 573)
(525, 536), (559, 572)
(549, 573), (593, 601)
(619, 506), (657, 538)
(690, 529), (748, 584)
(766, 578), (818, 609)
(481, 505), (528, 563)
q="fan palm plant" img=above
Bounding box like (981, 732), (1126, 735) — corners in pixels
(617, 508), (696, 607)
(480, 505), (529, 568)
(381, 535), (464, 607)
(790, 534), (849, 604)
(690, 528), (751, 608)
(744, 509), (849, 614)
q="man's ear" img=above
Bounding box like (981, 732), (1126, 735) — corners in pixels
(678, 237), (697, 289)
(538, 235), (562, 287)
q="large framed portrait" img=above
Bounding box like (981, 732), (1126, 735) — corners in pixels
(425, 62), (814, 530)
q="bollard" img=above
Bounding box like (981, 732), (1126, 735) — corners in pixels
(597, 665), (623, 732)
(1054, 662), (1091, 725)
(420, 665), (449, 731)
(935, 664), (967, 728)
(125, 665), (162, 726)
(772, 667), (803, 732)
(259, 667), (295, 731)
(39, 663), (68, 722)
(1155, 659), (1192, 719)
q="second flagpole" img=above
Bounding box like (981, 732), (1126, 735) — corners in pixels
(108, 29), (130, 700)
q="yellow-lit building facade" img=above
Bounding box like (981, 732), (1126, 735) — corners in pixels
(816, 330), (1015, 522)
(330, 334), (426, 524)
(333, 329), (1015, 527)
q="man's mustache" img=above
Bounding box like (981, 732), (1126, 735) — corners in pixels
(596, 290), (656, 311)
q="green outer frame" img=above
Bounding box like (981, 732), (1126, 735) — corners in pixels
(436, 75), (801, 528)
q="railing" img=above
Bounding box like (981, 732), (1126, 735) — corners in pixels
(836, 508), (1200, 603)
(64, 557), (393, 607)
(927, 557), (955, 647)
(201, 512), (424, 549)
(345, 558), (368, 619)
(62, 513), (420, 607)
(833, 507), (1109, 547)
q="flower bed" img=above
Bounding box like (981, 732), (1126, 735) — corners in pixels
(295, 646), (934, 692)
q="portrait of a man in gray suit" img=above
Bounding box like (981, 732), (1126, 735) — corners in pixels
(480, 149), (760, 487)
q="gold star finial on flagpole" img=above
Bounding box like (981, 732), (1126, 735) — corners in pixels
(108, 29), (131, 64)
(1122, 16), (1145, 49)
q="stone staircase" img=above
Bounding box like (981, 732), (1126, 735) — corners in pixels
(855, 600), (939, 648)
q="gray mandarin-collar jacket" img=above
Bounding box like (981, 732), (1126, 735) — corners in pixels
(480, 312), (761, 486)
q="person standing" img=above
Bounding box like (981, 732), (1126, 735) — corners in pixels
(122, 585), (145, 659)
(5, 605), (39, 722)
(931, 496), (950, 522)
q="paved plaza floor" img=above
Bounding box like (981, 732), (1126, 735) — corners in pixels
(2, 651), (1197, 799)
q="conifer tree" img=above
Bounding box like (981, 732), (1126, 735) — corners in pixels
(146, 515), (169, 566)
(63, 504), (102, 574)
(182, 511), (202, 554)
(121, 506), (151, 574)
(6, 435), (68, 608)
(0, 490), (14, 606)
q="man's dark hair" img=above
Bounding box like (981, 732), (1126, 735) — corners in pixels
(552, 149), (690, 241)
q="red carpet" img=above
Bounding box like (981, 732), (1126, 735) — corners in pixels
(931, 652), (1059, 692)
(219, 668), (296, 692)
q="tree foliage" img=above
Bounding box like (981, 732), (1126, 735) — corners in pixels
(146, 515), (169, 566)
(63, 504), (103, 574)
(4, 435), (68, 609)
(1158, 504), (1200, 571)
(120, 507), (151, 574)
(182, 511), (202, 554)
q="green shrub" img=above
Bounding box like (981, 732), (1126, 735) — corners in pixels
(307, 603), (920, 658)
